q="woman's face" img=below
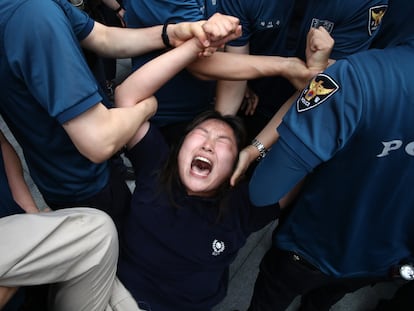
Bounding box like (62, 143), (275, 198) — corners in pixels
(177, 119), (238, 197)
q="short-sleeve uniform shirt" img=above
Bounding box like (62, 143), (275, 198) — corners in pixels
(219, 0), (388, 118)
(0, 0), (108, 203)
(268, 42), (414, 278)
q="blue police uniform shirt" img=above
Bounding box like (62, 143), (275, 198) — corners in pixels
(124, 0), (217, 127)
(251, 41), (414, 278)
(370, 0), (414, 48)
(0, 151), (23, 218)
(118, 124), (279, 311)
(219, 0), (388, 118)
(0, 0), (108, 203)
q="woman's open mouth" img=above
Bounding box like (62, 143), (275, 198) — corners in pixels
(191, 156), (212, 177)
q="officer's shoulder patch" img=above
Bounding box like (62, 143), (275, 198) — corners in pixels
(369, 5), (388, 36)
(296, 74), (339, 112)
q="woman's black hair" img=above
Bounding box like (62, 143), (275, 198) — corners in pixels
(159, 110), (247, 216)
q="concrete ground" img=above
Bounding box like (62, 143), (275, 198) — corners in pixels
(0, 58), (402, 311)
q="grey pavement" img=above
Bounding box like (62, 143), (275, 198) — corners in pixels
(0, 58), (402, 311)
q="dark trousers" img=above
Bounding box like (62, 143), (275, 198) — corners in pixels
(248, 247), (385, 311)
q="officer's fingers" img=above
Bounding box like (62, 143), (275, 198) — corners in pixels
(310, 27), (334, 51)
(202, 13), (240, 41)
(230, 149), (254, 186)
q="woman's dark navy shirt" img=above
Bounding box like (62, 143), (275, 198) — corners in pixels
(118, 125), (279, 311)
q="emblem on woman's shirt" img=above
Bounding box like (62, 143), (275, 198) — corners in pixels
(212, 239), (225, 256)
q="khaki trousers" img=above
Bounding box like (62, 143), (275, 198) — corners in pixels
(0, 208), (142, 311)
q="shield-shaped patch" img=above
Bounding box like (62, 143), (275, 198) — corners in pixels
(369, 5), (388, 36)
(297, 74), (339, 112)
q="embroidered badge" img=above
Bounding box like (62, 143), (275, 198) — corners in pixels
(297, 74), (339, 112)
(368, 5), (388, 36)
(310, 18), (334, 33)
(212, 239), (225, 256)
